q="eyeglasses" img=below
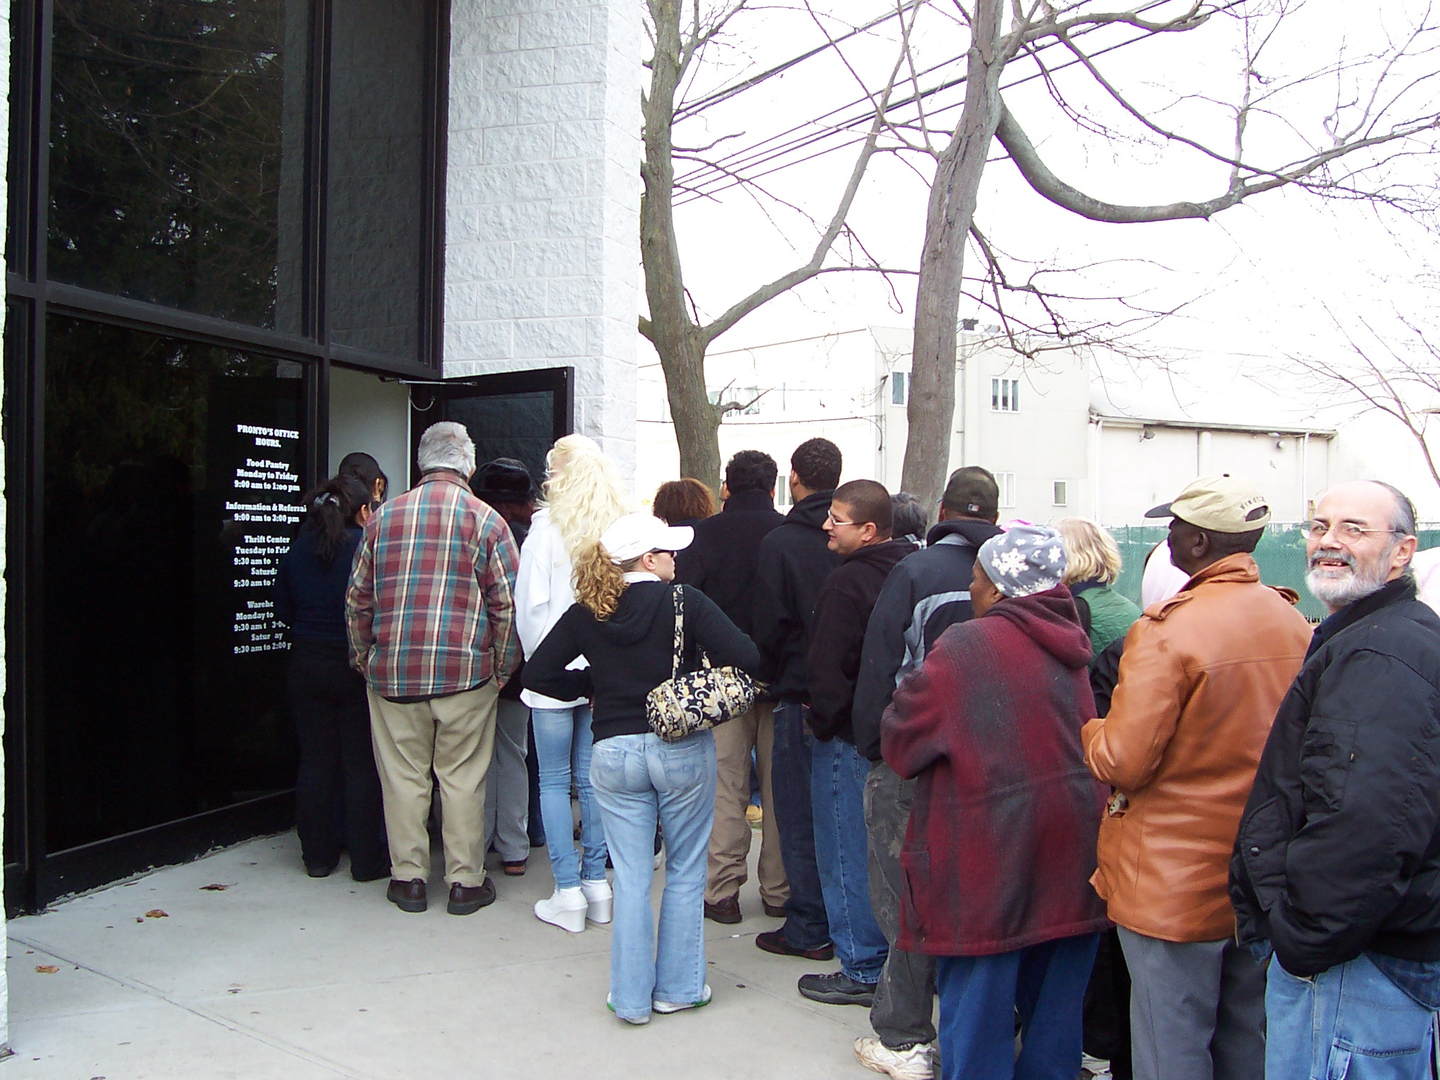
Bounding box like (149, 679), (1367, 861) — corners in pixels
(649, 549), (676, 558)
(825, 512), (860, 528)
(1302, 519), (1404, 543)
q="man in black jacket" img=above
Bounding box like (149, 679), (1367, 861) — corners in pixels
(800, 479), (916, 1008)
(676, 450), (789, 925)
(752, 438), (844, 962)
(1232, 480), (1440, 1080)
(849, 466), (1001, 1077)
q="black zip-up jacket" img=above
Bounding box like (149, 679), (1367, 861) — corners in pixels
(808, 537), (917, 743)
(752, 491), (841, 702)
(523, 581), (760, 743)
(1231, 577), (1440, 977)
(852, 517), (1003, 761)
(675, 487), (785, 637)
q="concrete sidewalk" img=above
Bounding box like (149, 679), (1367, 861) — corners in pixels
(4, 832), (876, 1079)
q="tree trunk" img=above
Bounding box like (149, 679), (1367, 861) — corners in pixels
(640, 0), (724, 492)
(900, 0), (1007, 510)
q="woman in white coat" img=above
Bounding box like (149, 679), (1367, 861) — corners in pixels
(516, 435), (635, 931)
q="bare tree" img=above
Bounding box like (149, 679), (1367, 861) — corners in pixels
(892, 0), (1440, 508)
(639, 0), (915, 490)
(1286, 306), (1440, 492)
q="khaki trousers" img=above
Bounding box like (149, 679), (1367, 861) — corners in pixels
(706, 701), (789, 907)
(367, 681), (499, 888)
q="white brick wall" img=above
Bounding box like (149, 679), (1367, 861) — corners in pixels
(445, 0), (643, 479)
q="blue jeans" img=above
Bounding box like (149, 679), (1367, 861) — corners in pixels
(1266, 952), (1437, 1080)
(532, 705), (607, 888)
(589, 730), (716, 1022)
(935, 933), (1100, 1080)
(812, 736), (888, 983)
(770, 701), (831, 950)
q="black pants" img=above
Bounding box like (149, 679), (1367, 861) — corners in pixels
(1083, 928), (1133, 1079)
(288, 640), (388, 879)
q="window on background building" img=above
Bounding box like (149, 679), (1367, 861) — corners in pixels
(48, 0), (303, 329)
(991, 377), (1020, 412)
(708, 386), (762, 417)
(1053, 480), (1068, 506)
(891, 371), (907, 405)
(996, 471), (1017, 508)
(777, 473), (791, 507)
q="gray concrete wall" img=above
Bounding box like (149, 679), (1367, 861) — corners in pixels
(443, 0), (643, 480)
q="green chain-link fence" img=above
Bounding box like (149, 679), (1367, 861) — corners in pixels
(1108, 524), (1440, 623)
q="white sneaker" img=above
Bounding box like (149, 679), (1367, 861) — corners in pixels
(854, 1038), (935, 1080)
(654, 983), (712, 1013)
(607, 994), (651, 1025)
(581, 878), (613, 924)
(534, 886), (587, 933)
(1081, 1053), (1113, 1079)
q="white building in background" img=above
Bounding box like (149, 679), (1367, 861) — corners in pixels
(637, 327), (1439, 525)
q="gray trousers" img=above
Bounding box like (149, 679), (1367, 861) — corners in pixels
(483, 696), (531, 863)
(864, 762), (937, 1049)
(1117, 926), (1266, 1080)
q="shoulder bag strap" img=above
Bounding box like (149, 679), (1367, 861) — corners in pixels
(671, 585), (684, 678)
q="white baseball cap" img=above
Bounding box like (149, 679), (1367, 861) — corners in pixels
(600, 512), (694, 564)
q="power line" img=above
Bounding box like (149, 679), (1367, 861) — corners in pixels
(672, 0), (1198, 205)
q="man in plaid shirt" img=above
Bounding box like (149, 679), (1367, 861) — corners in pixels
(347, 421), (522, 916)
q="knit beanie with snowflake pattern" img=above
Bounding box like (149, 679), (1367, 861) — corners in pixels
(977, 524), (1068, 598)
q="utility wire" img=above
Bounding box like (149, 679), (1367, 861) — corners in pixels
(672, 0), (1199, 204)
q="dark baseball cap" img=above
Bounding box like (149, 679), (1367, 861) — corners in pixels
(942, 466), (999, 518)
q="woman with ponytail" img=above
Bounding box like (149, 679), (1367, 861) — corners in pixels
(526, 513), (759, 1024)
(515, 434), (635, 932)
(275, 473), (388, 881)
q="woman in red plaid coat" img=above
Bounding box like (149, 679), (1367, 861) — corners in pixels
(882, 524), (1108, 1080)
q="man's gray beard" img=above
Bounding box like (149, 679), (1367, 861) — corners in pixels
(1306, 549), (1393, 609)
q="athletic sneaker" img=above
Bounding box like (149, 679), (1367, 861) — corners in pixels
(797, 970), (877, 1006)
(854, 1038), (935, 1080)
(653, 984), (713, 1014)
(606, 995), (650, 1025)
(1081, 1053), (1113, 1079)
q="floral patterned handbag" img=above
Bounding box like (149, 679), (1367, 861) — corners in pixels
(645, 586), (757, 742)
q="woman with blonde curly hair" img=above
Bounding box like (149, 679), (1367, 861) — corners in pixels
(516, 434), (636, 933)
(526, 513), (759, 1023)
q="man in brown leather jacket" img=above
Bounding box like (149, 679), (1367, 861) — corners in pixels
(1082, 475), (1311, 1080)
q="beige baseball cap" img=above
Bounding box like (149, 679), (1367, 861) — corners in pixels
(1144, 474), (1272, 533)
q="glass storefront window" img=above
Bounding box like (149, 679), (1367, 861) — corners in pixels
(326, 0), (427, 361)
(42, 316), (306, 852)
(47, 0), (306, 329)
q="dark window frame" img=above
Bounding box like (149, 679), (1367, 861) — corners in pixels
(3, 0), (452, 913)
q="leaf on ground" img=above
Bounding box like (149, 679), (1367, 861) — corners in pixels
(144, 909), (168, 919)
(199, 883), (229, 891)
(34, 965), (59, 974)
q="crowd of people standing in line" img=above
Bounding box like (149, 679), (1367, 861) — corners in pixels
(274, 419), (1440, 1080)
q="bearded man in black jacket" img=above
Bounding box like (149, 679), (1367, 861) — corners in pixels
(676, 450), (789, 925)
(752, 438), (844, 964)
(1232, 480), (1440, 1080)
(798, 479), (917, 1009)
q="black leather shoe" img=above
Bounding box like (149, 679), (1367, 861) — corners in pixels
(704, 895), (742, 924)
(351, 864), (391, 884)
(755, 928), (835, 961)
(305, 860), (338, 879)
(798, 971), (877, 1006)
(447, 878), (496, 915)
(387, 878), (427, 913)
(763, 902), (787, 918)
